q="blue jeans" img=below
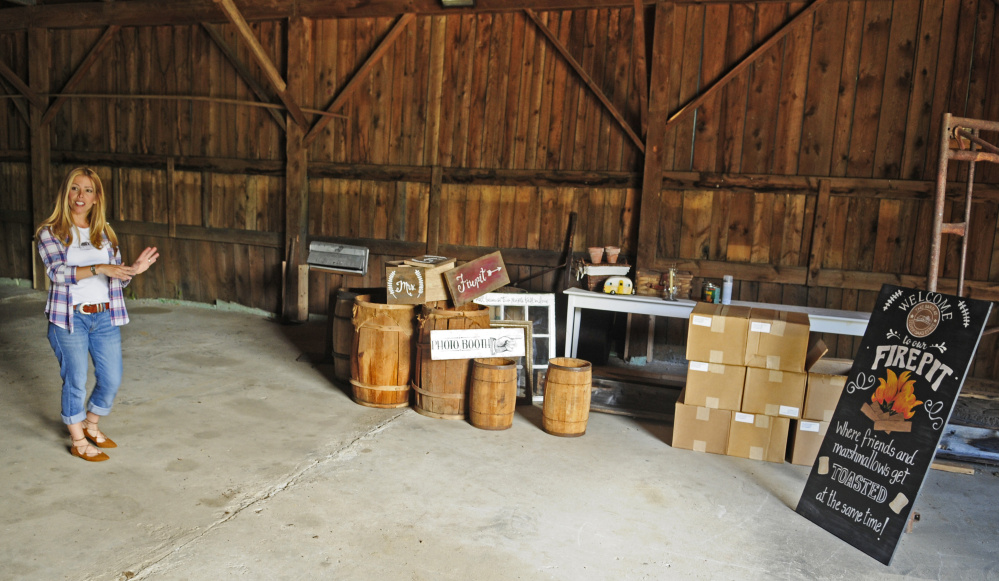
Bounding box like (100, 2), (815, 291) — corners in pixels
(47, 311), (123, 425)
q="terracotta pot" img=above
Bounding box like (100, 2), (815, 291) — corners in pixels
(604, 246), (621, 264)
(587, 247), (603, 264)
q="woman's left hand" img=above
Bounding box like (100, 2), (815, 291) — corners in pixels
(131, 247), (160, 275)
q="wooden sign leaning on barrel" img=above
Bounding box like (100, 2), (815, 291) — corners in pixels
(444, 251), (511, 306)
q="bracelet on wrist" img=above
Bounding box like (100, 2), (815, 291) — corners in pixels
(90, 265), (97, 276)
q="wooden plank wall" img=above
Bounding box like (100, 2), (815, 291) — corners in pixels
(644, 0), (999, 378)
(305, 11), (642, 170)
(0, 2), (997, 378)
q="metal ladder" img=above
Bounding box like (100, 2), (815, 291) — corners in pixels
(929, 113), (998, 334)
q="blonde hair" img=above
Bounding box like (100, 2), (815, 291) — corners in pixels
(36, 167), (118, 252)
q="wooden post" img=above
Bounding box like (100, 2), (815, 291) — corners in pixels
(167, 157), (177, 238)
(284, 16), (311, 321)
(806, 179), (831, 286)
(29, 26), (51, 290)
(426, 165), (442, 256)
(636, 2), (673, 270)
(632, 0), (649, 139)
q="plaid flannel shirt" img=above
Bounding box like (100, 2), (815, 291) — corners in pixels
(37, 226), (130, 333)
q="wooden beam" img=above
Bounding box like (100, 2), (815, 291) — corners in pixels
(201, 22), (286, 132)
(524, 9), (645, 153)
(426, 165), (443, 255)
(806, 179), (830, 286)
(167, 157), (177, 238)
(635, 1), (672, 269)
(32, 148), (999, 201)
(28, 26), (51, 290)
(632, 0), (649, 138)
(211, 0), (308, 127)
(41, 92), (345, 119)
(41, 24), (119, 126)
(2, 1), (668, 32)
(284, 15), (310, 321)
(0, 56), (44, 109)
(112, 219), (284, 248)
(663, 0), (829, 134)
(0, 76), (31, 123)
(304, 13), (416, 147)
(15, 0), (872, 33)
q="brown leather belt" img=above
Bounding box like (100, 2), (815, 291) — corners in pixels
(75, 302), (110, 314)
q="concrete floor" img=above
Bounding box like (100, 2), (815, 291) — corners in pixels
(2, 281), (998, 581)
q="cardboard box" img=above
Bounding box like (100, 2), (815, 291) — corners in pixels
(742, 367), (807, 419)
(745, 308), (811, 372)
(803, 358), (852, 421)
(685, 361), (746, 411)
(727, 412), (790, 463)
(790, 419), (830, 466)
(686, 303), (752, 366)
(672, 390), (732, 455)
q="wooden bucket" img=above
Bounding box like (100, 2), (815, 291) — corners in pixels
(469, 357), (518, 430)
(350, 296), (415, 408)
(331, 287), (384, 382)
(412, 303), (491, 420)
(542, 357), (592, 437)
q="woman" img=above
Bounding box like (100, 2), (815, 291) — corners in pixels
(36, 167), (159, 462)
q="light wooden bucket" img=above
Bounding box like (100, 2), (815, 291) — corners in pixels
(469, 357), (518, 430)
(412, 303), (490, 420)
(350, 295), (415, 408)
(542, 357), (592, 437)
(332, 287), (385, 382)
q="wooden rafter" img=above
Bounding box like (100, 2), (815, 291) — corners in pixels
(663, 0), (829, 134)
(202, 22), (287, 132)
(211, 0), (308, 127)
(524, 9), (645, 154)
(41, 25), (120, 126)
(0, 57), (44, 109)
(303, 13), (415, 148)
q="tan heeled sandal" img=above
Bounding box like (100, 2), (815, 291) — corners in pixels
(82, 419), (117, 449)
(70, 437), (109, 462)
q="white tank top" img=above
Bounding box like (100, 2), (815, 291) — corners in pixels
(66, 226), (111, 306)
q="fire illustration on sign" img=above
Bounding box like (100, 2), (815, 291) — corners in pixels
(860, 370), (923, 434)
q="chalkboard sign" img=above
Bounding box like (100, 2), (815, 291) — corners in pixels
(796, 284), (992, 565)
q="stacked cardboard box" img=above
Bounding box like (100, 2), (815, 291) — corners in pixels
(673, 303), (813, 464)
(789, 358), (852, 466)
(673, 303), (750, 457)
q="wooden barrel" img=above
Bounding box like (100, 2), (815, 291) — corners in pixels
(469, 357), (518, 430)
(542, 357), (592, 437)
(331, 287), (385, 382)
(350, 296), (415, 408)
(412, 303), (491, 420)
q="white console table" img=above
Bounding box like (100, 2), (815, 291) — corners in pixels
(563, 287), (871, 358)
